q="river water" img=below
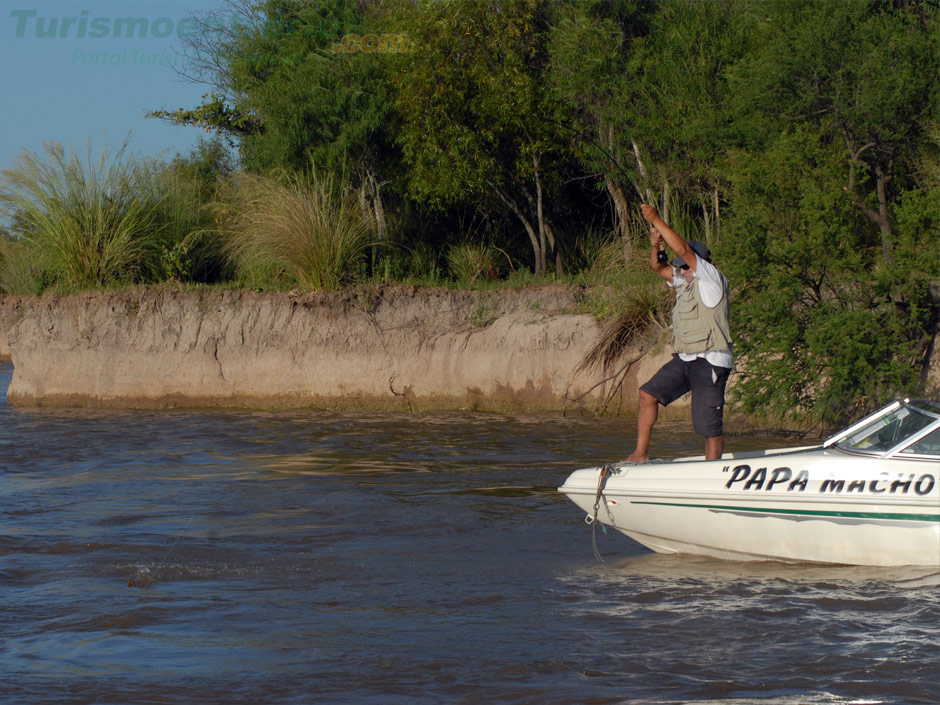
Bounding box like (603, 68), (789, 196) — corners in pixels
(1, 360), (937, 705)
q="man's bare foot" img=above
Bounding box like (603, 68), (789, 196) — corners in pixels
(620, 452), (649, 464)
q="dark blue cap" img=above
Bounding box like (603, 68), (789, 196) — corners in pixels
(671, 241), (711, 268)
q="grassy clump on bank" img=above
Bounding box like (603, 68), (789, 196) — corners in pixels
(0, 141), (166, 292)
(222, 169), (375, 291)
(0, 139), (233, 295)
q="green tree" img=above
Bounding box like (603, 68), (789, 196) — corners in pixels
(722, 0), (940, 427)
(551, 0), (752, 262)
(727, 0), (938, 260)
(150, 0), (400, 242)
(396, 0), (571, 275)
(549, 0), (652, 253)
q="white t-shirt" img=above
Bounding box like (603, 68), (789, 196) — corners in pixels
(670, 258), (733, 369)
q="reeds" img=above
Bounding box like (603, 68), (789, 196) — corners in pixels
(578, 235), (673, 370)
(0, 140), (165, 290)
(0, 238), (38, 295)
(223, 170), (375, 291)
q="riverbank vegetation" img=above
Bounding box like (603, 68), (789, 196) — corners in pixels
(1, 0), (937, 426)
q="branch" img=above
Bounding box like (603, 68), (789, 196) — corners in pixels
(564, 352), (646, 417)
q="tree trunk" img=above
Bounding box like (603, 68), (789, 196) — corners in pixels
(533, 155), (547, 274)
(545, 221), (562, 276)
(661, 180), (671, 225)
(599, 125), (633, 262)
(701, 185), (720, 245)
(367, 168), (388, 243)
(488, 179), (542, 274)
(357, 184), (371, 230)
(713, 187), (720, 244)
(358, 167), (388, 241)
(632, 140), (656, 206)
(531, 155), (561, 275)
(516, 157), (560, 276)
(843, 136), (894, 261)
(875, 163), (894, 261)
(606, 178), (633, 263)
(702, 201), (711, 244)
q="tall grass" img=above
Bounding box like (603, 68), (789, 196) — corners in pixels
(0, 237), (39, 295)
(0, 140), (166, 290)
(578, 232), (673, 368)
(446, 242), (498, 283)
(224, 170), (375, 291)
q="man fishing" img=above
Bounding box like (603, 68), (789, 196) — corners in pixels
(623, 203), (732, 463)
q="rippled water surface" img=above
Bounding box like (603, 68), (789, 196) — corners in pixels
(1, 361), (937, 704)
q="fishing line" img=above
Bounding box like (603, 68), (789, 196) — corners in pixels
(133, 514), (195, 589)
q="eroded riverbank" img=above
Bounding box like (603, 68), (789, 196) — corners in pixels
(0, 286), (676, 414)
(2, 285), (937, 417)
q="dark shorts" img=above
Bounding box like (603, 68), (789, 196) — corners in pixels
(640, 354), (730, 438)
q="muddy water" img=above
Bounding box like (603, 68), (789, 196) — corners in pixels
(1, 361), (937, 704)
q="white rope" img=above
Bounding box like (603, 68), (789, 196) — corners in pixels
(587, 464), (613, 563)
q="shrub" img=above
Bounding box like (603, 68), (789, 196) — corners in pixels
(579, 235), (672, 365)
(153, 139), (234, 284)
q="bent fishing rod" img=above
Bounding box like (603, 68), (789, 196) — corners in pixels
(520, 112), (653, 207)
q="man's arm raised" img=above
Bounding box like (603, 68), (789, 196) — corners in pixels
(649, 226), (674, 282)
(641, 204), (697, 272)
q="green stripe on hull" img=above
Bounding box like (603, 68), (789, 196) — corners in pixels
(630, 501), (940, 523)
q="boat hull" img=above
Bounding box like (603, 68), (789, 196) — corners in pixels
(559, 448), (940, 566)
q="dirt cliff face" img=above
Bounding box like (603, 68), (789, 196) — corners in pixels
(0, 308), (10, 362)
(0, 286), (651, 412)
(3, 286), (937, 413)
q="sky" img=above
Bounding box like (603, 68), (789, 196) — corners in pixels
(0, 0), (231, 178)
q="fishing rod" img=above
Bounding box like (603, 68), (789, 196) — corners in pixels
(521, 112), (653, 207)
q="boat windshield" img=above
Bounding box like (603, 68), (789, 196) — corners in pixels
(835, 403), (939, 454)
(899, 427), (940, 456)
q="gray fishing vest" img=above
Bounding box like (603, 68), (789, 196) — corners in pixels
(672, 274), (732, 355)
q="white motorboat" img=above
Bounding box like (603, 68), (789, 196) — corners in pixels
(559, 398), (940, 566)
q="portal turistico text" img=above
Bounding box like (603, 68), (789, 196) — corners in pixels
(71, 48), (190, 68)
